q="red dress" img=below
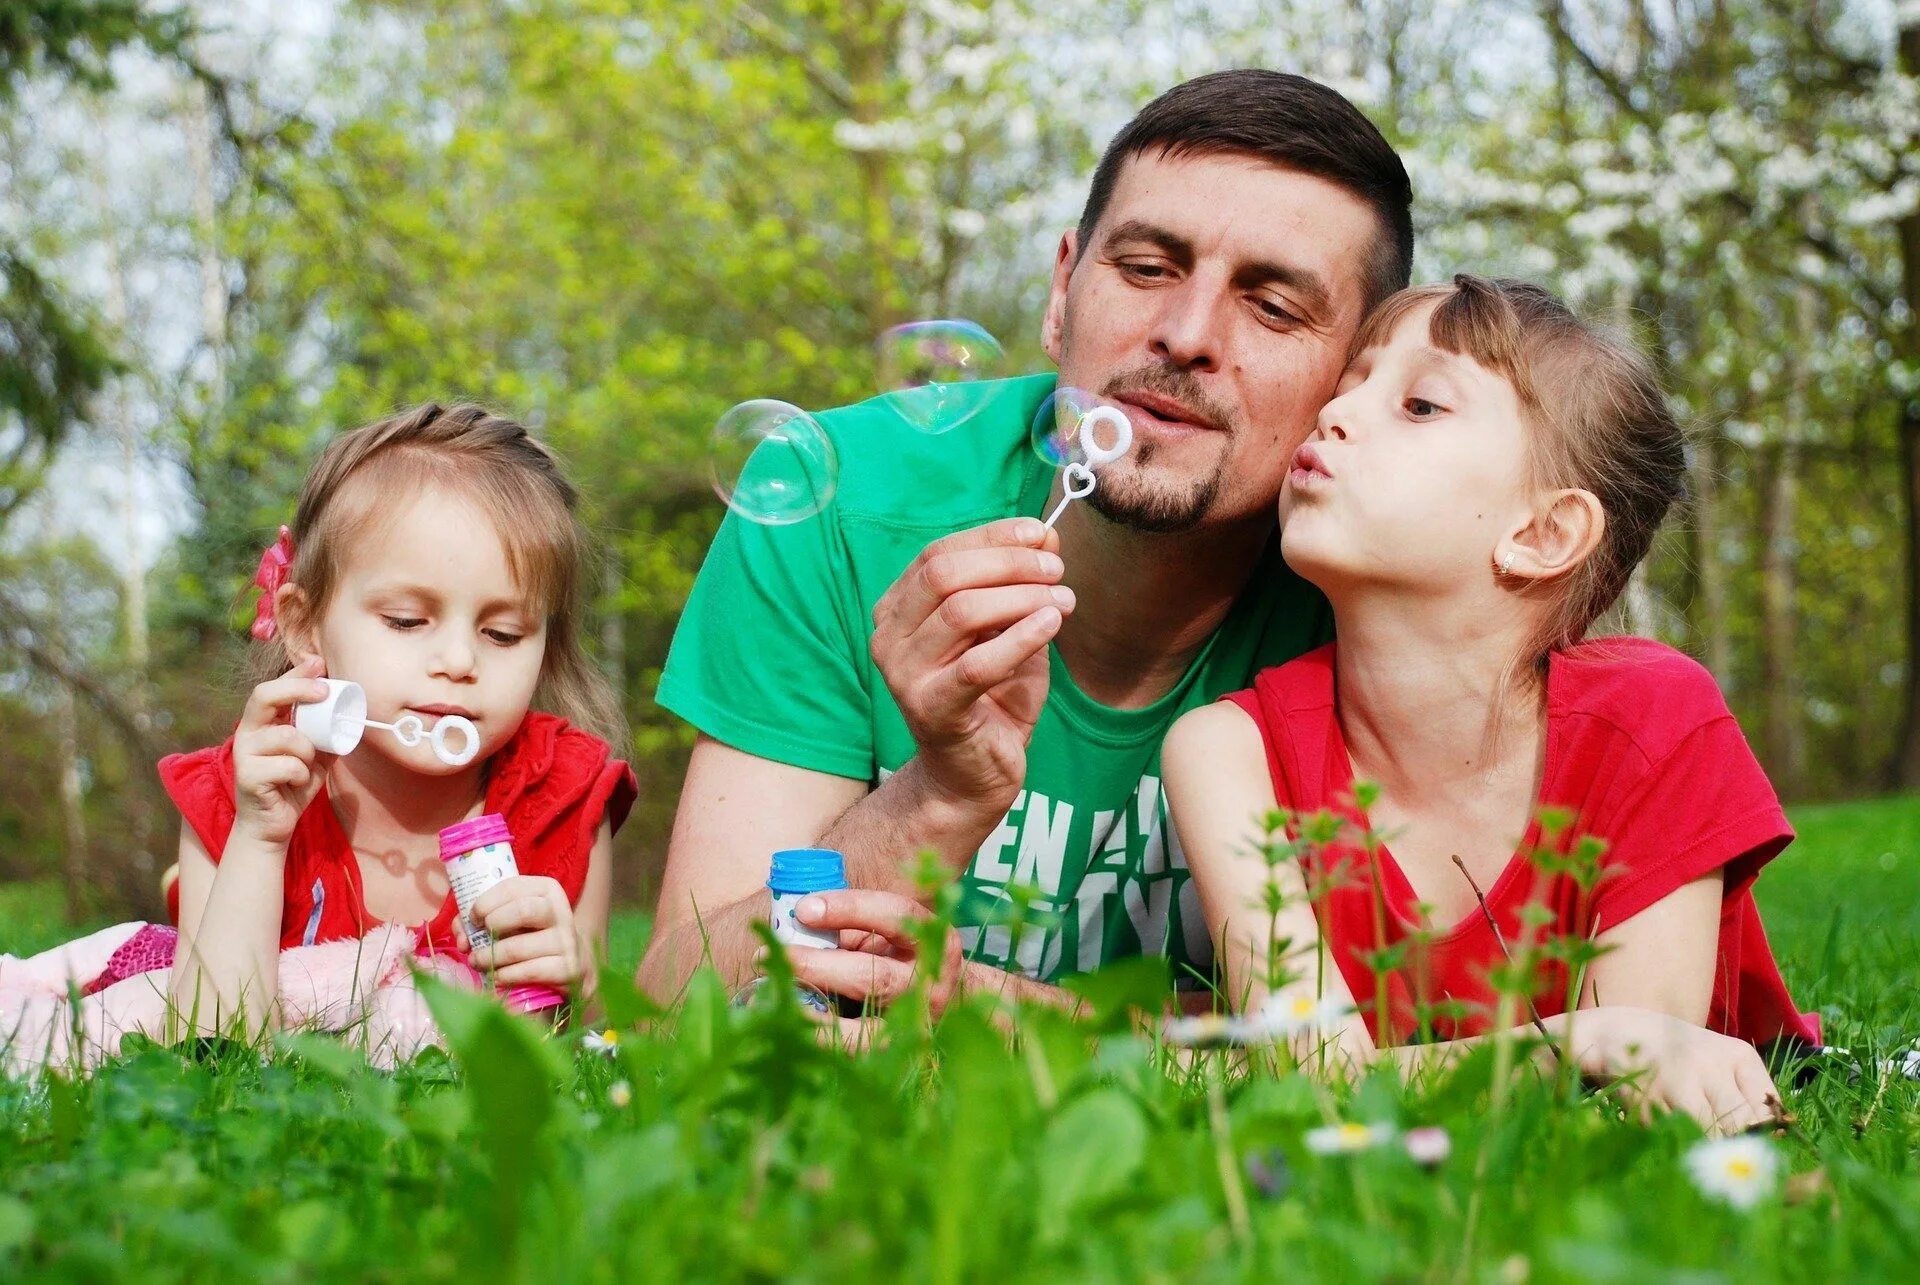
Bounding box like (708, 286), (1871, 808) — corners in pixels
(158, 712), (637, 952)
(1223, 640), (1820, 1049)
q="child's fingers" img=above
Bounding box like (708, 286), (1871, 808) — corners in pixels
(240, 668), (331, 732)
(468, 876), (567, 931)
(474, 926), (565, 971)
(236, 723), (318, 765)
(246, 757), (313, 793)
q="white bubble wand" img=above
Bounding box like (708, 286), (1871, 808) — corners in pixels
(295, 678), (481, 767)
(1041, 405), (1133, 529)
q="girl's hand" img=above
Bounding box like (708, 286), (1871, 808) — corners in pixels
(462, 875), (591, 995)
(1577, 1005), (1783, 1135)
(232, 656), (334, 849)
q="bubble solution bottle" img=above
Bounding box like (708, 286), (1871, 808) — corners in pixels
(439, 814), (567, 1015)
(767, 847), (849, 1014)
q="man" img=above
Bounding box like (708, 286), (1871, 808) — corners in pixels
(641, 69), (1413, 1016)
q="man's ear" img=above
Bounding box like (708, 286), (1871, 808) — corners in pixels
(1497, 488), (1605, 584)
(273, 584), (324, 671)
(1041, 229), (1077, 365)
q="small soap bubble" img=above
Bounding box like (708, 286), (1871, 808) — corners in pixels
(1030, 386), (1133, 470)
(877, 319), (1006, 434)
(708, 399), (839, 525)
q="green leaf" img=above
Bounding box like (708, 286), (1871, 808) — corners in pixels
(1061, 954), (1173, 1033)
(1036, 1089), (1147, 1239)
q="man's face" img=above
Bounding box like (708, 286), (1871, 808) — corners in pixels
(1043, 148), (1382, 533)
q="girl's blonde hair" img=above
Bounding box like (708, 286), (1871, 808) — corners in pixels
(255, 402), (628, 749)
(1353, 274), (1687, 664)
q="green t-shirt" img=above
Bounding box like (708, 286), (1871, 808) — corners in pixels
(657, 373), (1331, 987)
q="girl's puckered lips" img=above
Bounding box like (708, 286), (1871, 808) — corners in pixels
(1288, 442), (1334, 487)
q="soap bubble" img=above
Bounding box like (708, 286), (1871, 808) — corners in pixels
(877, 319), (1006, 434)
(708, 399), (839, 525)
(1030, 386), (1134, 470)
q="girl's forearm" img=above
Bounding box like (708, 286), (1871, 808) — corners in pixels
(169, 831), (288, 1039)
(1303, 1008), (1603, 1082)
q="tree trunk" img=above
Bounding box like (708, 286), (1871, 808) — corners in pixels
(55, 683), (90, 924)
(1893, 19), (1920, 788)
(1758, 438), (1805, 793)
(88, 100), (159, 896)
(1689, 432), (1734, 687)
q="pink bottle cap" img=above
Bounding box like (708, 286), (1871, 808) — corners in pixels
(439, 813), (511, 861)
(502, 985), (568, 1014)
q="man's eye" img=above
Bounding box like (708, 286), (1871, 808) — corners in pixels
(1254, 297), (1300, 327)
(1119, 261), (1171, 281)
(383, 616), (426, 631)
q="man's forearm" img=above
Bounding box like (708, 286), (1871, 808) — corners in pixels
(818, 755), (1008, 899)
(637, 890), (770, 1000)
(959, 960), (1086, 1016)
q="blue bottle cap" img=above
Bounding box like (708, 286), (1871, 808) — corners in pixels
(767, 848), (849, 895)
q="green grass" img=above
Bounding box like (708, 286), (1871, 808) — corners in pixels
(2, 796), (1917, 1281)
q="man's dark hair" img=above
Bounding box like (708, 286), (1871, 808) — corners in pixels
(1077, 69), (1414, 310)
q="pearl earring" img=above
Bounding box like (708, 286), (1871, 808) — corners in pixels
(1498, 551), (1516, 576)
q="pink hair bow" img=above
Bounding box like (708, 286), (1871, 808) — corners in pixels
(249, 525), (295, 641)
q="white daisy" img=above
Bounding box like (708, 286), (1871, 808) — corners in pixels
(1685, 1135), (1780, 1210)
(1880, 1047), (1920, 1081)
(1304, 1121), (1394, 1155)
(1162, 1013), (1239, 1048)
(1403, 1126), (1452, 1166)
(1244, 993), (1357, 1042)
(582, 1027), (622, 1056)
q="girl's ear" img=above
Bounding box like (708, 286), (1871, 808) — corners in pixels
(274, 584), (324, 669)
(1496, 488), (1605, 585)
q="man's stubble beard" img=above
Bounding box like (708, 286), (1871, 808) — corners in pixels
(1074, 349), (1238, 535)
(1085, 437), (1230, 534)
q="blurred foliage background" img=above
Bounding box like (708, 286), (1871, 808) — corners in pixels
(2, 0), (1916, 920)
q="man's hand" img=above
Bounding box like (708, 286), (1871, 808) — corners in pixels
(780, 888), (968, 1017)
(870, 518), (1072, 820)
(772, 888), (1084, 1049)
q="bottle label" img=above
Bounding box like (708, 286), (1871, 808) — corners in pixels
(770, 890), (836, 1012)
(446, 840), (519, 949)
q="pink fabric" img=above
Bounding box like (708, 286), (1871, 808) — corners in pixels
(82, 924), (179, 996)
(1, 922), (470, 1076)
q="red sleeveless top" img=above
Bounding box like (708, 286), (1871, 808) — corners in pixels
(158, 712), (638, 952)
(1224, 641), (1819, 1049)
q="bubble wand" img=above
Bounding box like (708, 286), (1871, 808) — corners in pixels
(1041, 405), (1133, 529)
(295, 678), (481, 767)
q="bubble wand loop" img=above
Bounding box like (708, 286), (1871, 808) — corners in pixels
(1041, 405), (1132, 530)
(295, 678), (481, 767)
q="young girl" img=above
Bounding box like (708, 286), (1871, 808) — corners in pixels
(1163, 276), (1817, 1135)
(1, 403), (636, 1070)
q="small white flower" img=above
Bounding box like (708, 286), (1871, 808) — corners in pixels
(582, 1028), (622, 1056)
(1162, 1013), (1238, 1048)
(608, 1079), (633, 1108)
(1403, 1126), (1452, 1166)
(1245, 993), (1356, 1042)
(1685, 1135), (1780, 1210)
(1304, 1121), (1394, 1155)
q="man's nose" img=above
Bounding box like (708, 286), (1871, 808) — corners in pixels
(1146, 276), (1225, 372)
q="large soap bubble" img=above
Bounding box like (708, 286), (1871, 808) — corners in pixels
(877, 319), (1006, 434)
(1030, 386), (1133, 470)
(708, 399), (839, 526)
(1030, 386), (1134, 529)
